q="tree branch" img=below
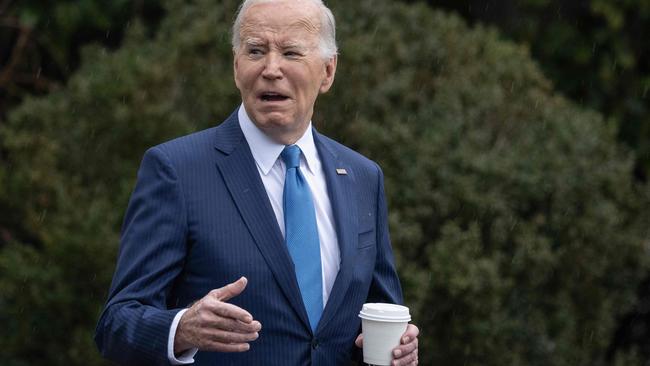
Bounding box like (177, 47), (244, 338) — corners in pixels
(0, 22), (31, 89)
(13, 72), (54, 92)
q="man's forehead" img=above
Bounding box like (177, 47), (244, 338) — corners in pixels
(246, 0), (320, 15)
(239, 20), (321, 47)
(241, 20), (319, 35)
(240, 1), (321, 35)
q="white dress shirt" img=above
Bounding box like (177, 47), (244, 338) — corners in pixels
(168, 105), (341, 364)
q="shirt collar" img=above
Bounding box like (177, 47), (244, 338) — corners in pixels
(238, 104), (318, 176)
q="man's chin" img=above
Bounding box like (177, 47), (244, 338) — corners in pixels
(251, 113), (294, 130)
(255, 118), (309, 145)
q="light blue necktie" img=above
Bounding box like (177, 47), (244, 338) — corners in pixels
(281, 145), (323, 332)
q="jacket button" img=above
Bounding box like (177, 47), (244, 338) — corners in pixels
(311, 339), (319, 349)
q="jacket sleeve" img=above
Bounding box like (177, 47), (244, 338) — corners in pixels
(95, 146), (188, 365)
(366, 163), (404, 305)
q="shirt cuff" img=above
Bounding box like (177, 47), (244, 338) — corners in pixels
(168, 309), (198, 365)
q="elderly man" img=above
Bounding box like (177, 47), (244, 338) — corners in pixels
(95, 0), (419, 364)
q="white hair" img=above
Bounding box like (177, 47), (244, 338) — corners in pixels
(231, 0), (338, 60)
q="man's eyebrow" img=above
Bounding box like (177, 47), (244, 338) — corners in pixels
(279, 41), (309, 50)
(243, 38), (266, 47)
(281, 42), (302, 48)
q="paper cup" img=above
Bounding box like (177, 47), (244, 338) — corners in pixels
(358, 303), (411, 366)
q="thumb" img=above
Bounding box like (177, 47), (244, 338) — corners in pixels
(355, 333), (364, 348)
(214, 276), (248, 301)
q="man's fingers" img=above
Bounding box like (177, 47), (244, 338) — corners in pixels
(402, 324), (419, 342)
(176, 281), (263, 354)
(194, 297), (255, 326)
(209, 300), (255, 324)
(392, 351), (418, 366)
(211, 276), (248, 302)
(393, 337), (418, 358)
(206, 341), (252, 353)
(207, 317), (262, 334)
(391, 324), (419, 366)
(206, 328), (260, 344)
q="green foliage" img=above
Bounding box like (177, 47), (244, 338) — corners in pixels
(420, 0), (650, 179)
(0, 0), (163, 252)
(322, 2), (649, 364)
(16, 0), (131, 65)
(0, 0), (648, 365)
(2, 0), (160, 77)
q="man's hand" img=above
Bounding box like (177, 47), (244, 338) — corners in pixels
(355, 323), (419, 366)
(174, 277), (262, 354)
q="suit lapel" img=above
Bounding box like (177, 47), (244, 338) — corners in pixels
(213, 112), (311, 331)
(313, 131), (359, 333)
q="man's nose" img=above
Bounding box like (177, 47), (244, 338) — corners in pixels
(261, 53), (283, 80)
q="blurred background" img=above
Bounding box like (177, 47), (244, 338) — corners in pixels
(1, 0), (649, 365)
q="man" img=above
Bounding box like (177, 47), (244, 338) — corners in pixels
(95, 0), (419, 364)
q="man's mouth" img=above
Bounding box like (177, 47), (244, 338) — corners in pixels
(260, 92), (289, 102)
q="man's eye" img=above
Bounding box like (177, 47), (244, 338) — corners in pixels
(248, 48), (263, 55)
(284, 51), (301, 58)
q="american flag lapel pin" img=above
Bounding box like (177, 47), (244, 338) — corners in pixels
(336, 168), (347, 175)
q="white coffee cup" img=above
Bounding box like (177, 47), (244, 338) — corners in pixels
(358, 303), (411, 366)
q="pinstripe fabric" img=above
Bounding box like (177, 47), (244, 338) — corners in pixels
(94, 110), (403, 365)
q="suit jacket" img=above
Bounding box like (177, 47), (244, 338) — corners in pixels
(94, 110), (403, 365)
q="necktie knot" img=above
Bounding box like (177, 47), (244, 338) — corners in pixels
(281, 145), (301, 169)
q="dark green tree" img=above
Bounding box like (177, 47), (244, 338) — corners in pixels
(0, 0), (163, 113)
(0, 0), (164, 257)
(408, 0), (650, 180)
(0, 0), (647, 365)
(403, 0), (650, 358)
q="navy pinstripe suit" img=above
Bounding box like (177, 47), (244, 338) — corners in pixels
(94, 110), (403, 365)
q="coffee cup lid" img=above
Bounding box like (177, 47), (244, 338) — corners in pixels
(358, 303), (411, 322)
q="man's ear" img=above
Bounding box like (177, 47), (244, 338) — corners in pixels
(319, 55), (338, 94)
(233, 50), (241, 90)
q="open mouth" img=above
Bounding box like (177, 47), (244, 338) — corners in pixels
(260, 92), (289, 102)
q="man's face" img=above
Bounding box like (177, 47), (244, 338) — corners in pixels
(234, 0), (337, 144)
